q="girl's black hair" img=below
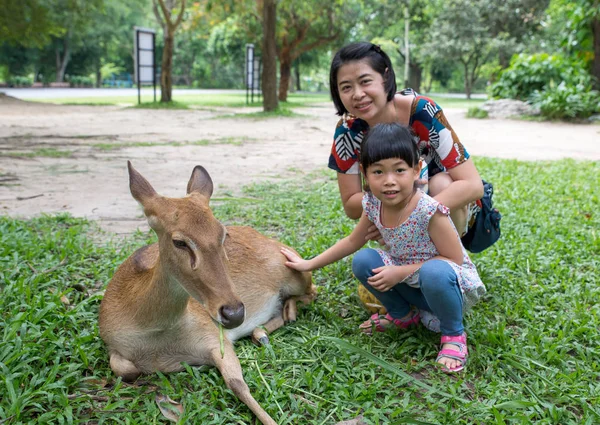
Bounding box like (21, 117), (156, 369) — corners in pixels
(329, 42), (397, 116)
(360, 123), (420, 172)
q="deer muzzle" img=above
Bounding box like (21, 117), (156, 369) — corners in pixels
(219, 302), (245, 329)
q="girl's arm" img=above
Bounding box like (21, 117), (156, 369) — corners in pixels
(428, 210), (464, 265)
(281, 213), (372, 271)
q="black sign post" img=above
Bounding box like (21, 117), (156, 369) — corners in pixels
(134, 27), (157, 104)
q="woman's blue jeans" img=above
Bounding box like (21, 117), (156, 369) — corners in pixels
(352, 248), (464, 336)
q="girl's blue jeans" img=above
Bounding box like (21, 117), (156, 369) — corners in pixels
(352, 248), (464, 336)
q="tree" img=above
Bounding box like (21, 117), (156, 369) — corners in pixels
(480, 0), (550, 69)
(0, 0), (64, 49)
(360, 0), (436, 93)
(541, 0), (600, 89)
(273, 1), (345, 101)
(261, 0), (278, 111)
(426, 0), (492, 98)
(153, 0), (186, 102)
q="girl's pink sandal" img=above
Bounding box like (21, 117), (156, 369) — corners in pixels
(436, 332), (468, 373)
(360, 311), (421, 335)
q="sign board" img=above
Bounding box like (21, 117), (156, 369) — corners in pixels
(134, 27), (157, 103)
(245, 44), (262, 104)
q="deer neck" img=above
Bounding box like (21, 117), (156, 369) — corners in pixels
(131, 261), (191, 328)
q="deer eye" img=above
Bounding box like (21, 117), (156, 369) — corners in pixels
(173, 239), (188, 249)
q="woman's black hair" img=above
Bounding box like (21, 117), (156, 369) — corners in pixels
(329, 42), (397, 116)
(360, 123), (420, 172)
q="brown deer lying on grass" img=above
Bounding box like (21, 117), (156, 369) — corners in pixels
(99, 162), (315, 425)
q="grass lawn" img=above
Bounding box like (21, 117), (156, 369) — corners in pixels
(1, 158), (599, 424)
(21, 91), (483, 110)
(23, 92), (331, 108)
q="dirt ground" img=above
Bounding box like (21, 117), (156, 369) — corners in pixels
(1, 93), (599, 235)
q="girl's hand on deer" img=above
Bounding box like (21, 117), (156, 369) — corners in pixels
(367, 266), (403, 292)
(366, 224), (386, 246)
(281, 248), (312, 272)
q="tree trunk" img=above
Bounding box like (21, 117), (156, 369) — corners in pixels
(278, 59), (291, 101)
(463, 62), (471, 99)
(261, 0), (278, 111)
(55, 37), (70, 83)
(593, 14), (600, 90)
(409, 63), (422, 93)
(403, 6), (410, 88)
(295, 59), (301, 91)
(161, 33), (174, 102)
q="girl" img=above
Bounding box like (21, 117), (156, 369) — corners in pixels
(282, 123), (486, 373)
(328, 42), (483, 237)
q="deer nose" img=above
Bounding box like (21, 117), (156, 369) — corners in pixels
(219, 302), (245, 329)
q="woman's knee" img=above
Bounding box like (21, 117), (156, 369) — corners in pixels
(428, 172), (453, 197)
(352, 249), (383, 283)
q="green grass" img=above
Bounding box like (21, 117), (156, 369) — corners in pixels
(91, 136), (253, 151)
(426, 96), (486, 109)
(1, 158), (599, 424)
(130, 100), (189, 110)
(25, 92), (330, 108)
(2, 148), (73, 158)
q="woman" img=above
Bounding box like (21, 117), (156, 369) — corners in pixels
(328, 42), (483, 235)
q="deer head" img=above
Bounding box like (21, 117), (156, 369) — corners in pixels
(127, 161), (245, 329)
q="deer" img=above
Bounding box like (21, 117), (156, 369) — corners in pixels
(99, 161), (315, 425)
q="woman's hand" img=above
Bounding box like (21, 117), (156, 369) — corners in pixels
(280, 247), (313, 272)
(367, 265), (405, 292)
(366, 224), (386, 246)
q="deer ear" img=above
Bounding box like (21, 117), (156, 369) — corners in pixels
(187, 165), (214, 199)
(128, 161), (158, 206)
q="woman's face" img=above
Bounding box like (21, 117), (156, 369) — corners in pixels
(336, 59), (390, 125)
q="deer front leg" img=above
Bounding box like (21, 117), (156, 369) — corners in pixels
(211, 345), (278, 425)
(251, 315), (285, 346)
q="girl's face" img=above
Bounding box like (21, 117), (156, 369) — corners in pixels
(336, 59), (390, 125)
(363, 158), (420, 208)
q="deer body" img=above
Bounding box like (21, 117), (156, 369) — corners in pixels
(99, 163), (315, 425)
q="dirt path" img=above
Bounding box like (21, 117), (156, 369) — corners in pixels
(1, 94), (599, 235)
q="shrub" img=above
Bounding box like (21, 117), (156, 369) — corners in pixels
(530, 82), (600, 120)
(466, 107), (489, 119)
(68, 75), (94, 87)
(9, 76), (33, 87)
(489, 53), (590, 101)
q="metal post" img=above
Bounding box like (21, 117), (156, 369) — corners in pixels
(152, 32), (156, 103)
(137, 30), (141, 105)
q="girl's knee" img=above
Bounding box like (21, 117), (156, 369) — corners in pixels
(352, 249), (382, 283)
(419, 260), (458, 293)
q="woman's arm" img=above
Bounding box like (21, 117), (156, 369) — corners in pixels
(433, 159), (483, 210)
(337, 173), (363, 219)
(428, 210), (464, 265)
(281, 213), (372, 271)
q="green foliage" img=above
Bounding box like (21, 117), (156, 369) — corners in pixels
(67, 76), (94, 87)
(466, 107), (489, 119)
(0, 0), (65, 48)
(7, 76), (33, 87)
(1, 158), (599, 423)
(489, 52), (600, 119)
(529, 81), (600, 119)
(489, 53), (565, 100)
